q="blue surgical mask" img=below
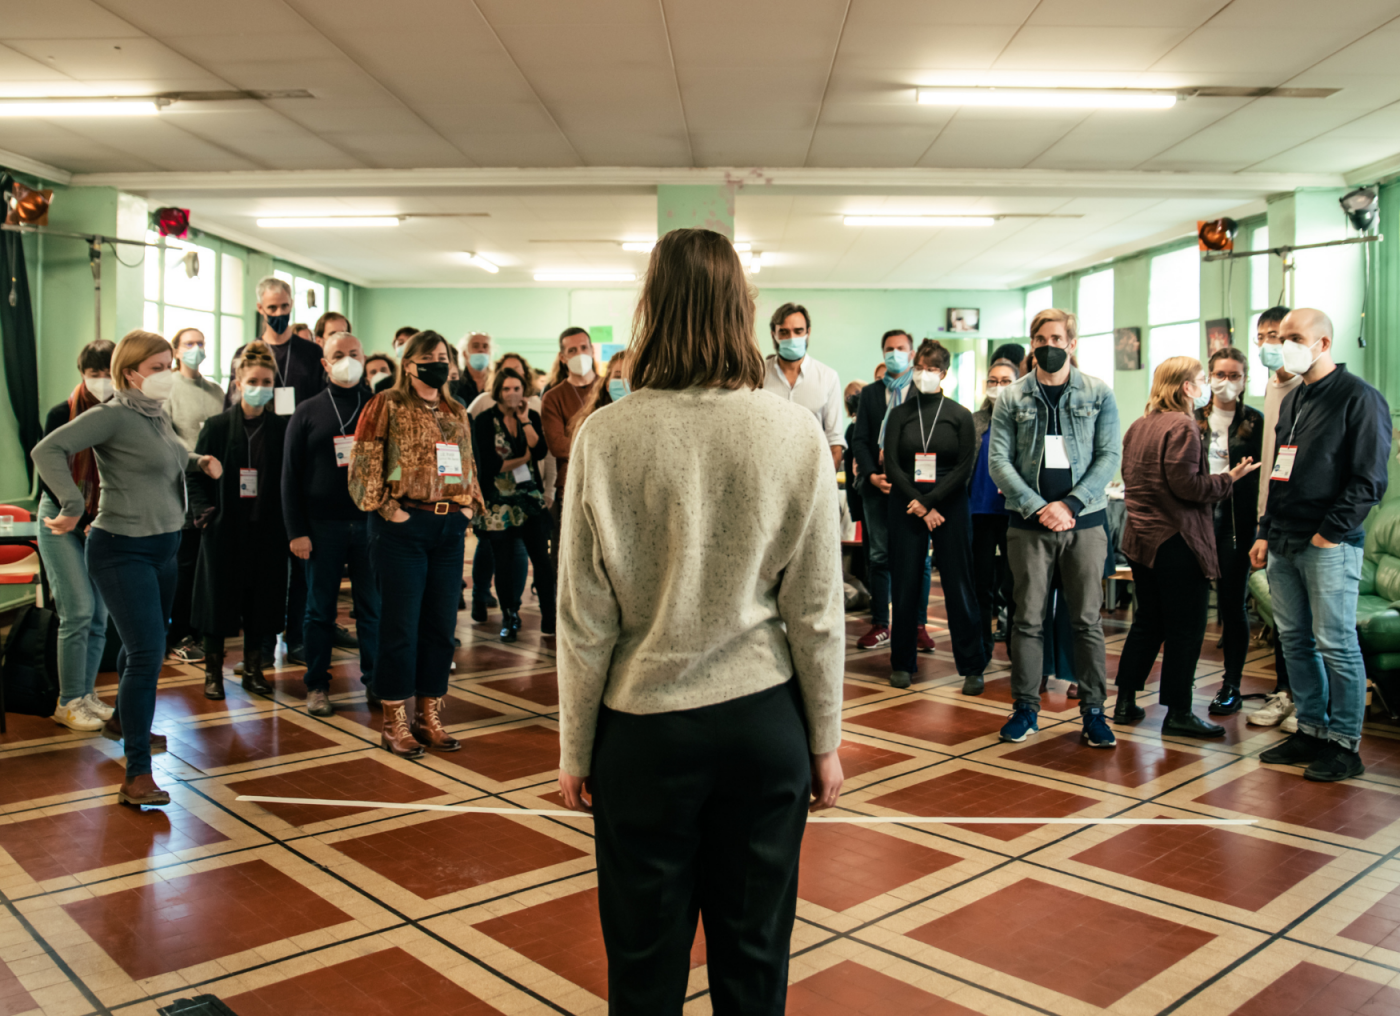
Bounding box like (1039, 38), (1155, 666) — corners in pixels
(242, 384), (275, 408)
(608, 378), (631, 402)
(777, 337), (807, 361)
(883, 349), (910, 375)
(181, 346), (206, 369)
(1190, 384), (1210, 411)
(468, 353), (490, 372)
(1258, 343), (1284, 370)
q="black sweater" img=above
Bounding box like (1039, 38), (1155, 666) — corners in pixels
(1258, 365), (1391, 548)
(884, 391), (976, 510)
(225, 335), (327, 411)
(280, 383), (371, 539)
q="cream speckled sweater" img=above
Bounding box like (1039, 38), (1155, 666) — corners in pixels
(557, 385), (845, 777)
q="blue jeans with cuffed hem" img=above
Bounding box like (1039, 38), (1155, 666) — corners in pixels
(303, 517), (380, 694)
(36, 494), (107, 702)
(85, 527), (179, 779)
(1267, 539), (1366, 751)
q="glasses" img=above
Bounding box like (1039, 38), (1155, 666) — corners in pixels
(986, 378), (1013, 387)
(1211, 370), (1244, 382)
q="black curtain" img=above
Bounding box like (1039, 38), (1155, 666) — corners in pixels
(0, 177), (41, 483)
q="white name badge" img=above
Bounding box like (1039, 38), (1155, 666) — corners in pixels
(511, 463), (532, 484)
(1043, 435), (1071, 469)
(436, 441), (462, 477)
(1272, 445), (1297, 481)
(274, 387), (296, 416)
(333, 435), (355, 468)
(239, 468), (258, 498)
(914, 452), (937, 483)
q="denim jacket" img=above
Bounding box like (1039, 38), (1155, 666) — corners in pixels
(987, 366), (1121, 520)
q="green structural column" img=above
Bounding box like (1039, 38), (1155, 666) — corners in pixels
(1267, 188), (1363, 367)
(657, 184), (734, 239)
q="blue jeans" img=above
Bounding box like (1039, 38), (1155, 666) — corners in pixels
(303, 517), (380, 693)
(1267, 540), (1367, 750)
(85, 527), (179, 778)
(860, 486), (932, 628)
(36, 494), (107, 702)
(369, 509), (468, 700)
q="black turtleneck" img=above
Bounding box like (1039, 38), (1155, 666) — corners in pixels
(883, 390), (977, 510)
(280, 382), (372, 538)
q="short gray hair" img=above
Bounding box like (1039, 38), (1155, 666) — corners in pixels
(255, 276), (291, 302)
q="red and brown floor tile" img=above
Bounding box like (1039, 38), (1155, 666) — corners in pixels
(1001, 729), (1205, 788)
(845, 700), (1007, 746)
(1228, 960), (1400, 1015)
(226, 755), (447, 826)
(164, 716), (340, 772)
(867, 768), (1099, 841)
(479, 669), (559, 707)
(1194, 767), (1400, 840)
(798, 824), (961, 912)
(787, 959), (982, 1015)
(430, 723), (560, 784)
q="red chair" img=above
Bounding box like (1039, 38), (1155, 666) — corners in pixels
(0, 505), (41, 600)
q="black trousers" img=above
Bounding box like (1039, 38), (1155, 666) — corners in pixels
(167, 526), (201, 646)
(1115, 534), (1210, 709)
(485, 514), (556, 627)
(1214, 507), (1253, 686)
(971, 513), (1013, 663)
(592, 681), (810, 1016)
(889, 493), (986, 676)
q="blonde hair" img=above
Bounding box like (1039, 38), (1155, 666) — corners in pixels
(1029, 308), (1078, 343)
(629, 228), (764, 391)
(111, 330), (173, 390)
(237, 340), (277, 381)
(1147, 356), (1202, 415)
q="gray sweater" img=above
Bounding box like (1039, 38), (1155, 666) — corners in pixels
(557, 386), (845, 777)
(167, 371), (226, 452)
(32, 390), (191, 537)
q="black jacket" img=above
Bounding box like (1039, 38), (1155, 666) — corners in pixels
(1195, 400), (1264, 551)
(883, 391), (976, 511)
(189, 407), (290, 636)
(281, 383), (371, 540)
(1258, 365), (1390, 547)
(225, 335), (327, 412)
(850, 379), (905, 498)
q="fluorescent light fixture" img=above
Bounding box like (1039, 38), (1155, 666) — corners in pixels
(0, 98), (160, 117)
(621, 241), (655, 252)
(461, 252), (499, 274)
(917, 87), (1176, 110)
(844, 215), (997, 228)
(533, 272), (637, 282)
(733, 241), (752, 252)
(258, 216), (401, 228)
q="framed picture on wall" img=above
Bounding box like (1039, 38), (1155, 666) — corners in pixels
(1114, 327), (1142, 371)
(1206, 318), (1233, 355)
(946, 308), (980, 332)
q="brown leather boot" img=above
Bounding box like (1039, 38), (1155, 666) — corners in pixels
(412, 695), (461, 752)
(380, 700), (426, 759)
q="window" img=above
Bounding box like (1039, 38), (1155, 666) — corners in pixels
(1075, 269), (1114, 388)
(1247, 224), (1271, 397)
(1148, 246), (1200, 376)
(1025, 284), (1053, 333)
(143, 232), (224, 381)
(954, 350), (977, 412)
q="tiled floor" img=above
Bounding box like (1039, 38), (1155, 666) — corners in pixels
(3, 568), (1400, 1016)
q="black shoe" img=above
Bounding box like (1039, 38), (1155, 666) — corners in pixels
(540, 616), (556, 637)
(458, 591), (468, 611)
(1260, 731), (1328, 767)
(1305, 742), (1366, 782)
(961, 673), (984, 696)
(471, 598), (488, 623)
(499, 609), (520, 643)
(331, 624), (359, 650)
(486, 594), (498, 608)
(241, 672), (273, 695)
(1209, 685), (1242, 716)
(1112, 698), (1145, 724)
(1162, 709), (1225, 738)
(284, 643), (308, 667)
(203, 656), (225, 701)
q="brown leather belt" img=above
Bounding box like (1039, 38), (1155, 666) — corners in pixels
(400, 497), (460, 515)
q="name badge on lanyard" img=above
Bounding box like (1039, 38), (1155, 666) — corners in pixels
(914, 452), (937, 483)
(1272, 445), (1297, 481)
(436, 441), (462, 477)
(511, 463), (533, 484)
(1043, 435), (1071, 469)
(333, 435), (354, 468)
(274, 387), (296, 416)
(239, 468), (258, 498)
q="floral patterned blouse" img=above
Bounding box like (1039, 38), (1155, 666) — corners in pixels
(471, 405), (547, 532)
(348, 391), (484, 520)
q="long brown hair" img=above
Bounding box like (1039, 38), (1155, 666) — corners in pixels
(67, 339), (114, 516)
(384, 330), (464, 416)
(1147, 356), (1201, 416)
(629, 228), (764, 391)
(1198, 346), (1255, 441)
(570, 349), (629, 439)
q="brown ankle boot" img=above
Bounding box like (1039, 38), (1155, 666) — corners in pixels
(412, 696), (461, 752)
(380, 700), (426, 759)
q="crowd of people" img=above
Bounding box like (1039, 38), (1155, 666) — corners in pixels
(19, 227), (1395, 1012)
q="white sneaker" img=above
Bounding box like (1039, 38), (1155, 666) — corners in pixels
(82, 692), (114, 721)
(1281, 713), (1298, 733)
(53, 697), (104, 732)
(1247, 690), (1294, 727)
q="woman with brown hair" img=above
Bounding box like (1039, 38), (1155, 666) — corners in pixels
(364, 352), (397, 394)
(1113, 356), (1260, 735)
(568, 349), (630, 439)
(556, 228), (844, 1014)
(33, 329), (221, 806)
(188, 341), (290, 700)
(349, 330), (484, 758)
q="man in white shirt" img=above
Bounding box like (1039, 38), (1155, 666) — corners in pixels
(762, 303), (845, 470)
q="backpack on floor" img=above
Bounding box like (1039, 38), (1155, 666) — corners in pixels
(158, 996), (241, 1015)
(0, 604), (60, 717)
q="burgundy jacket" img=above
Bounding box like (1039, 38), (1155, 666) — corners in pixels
(1120, 411), (1233, 577)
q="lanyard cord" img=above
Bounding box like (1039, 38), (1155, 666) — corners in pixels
(329, 390), (362, 436)
(914, 392), (945, 454)
(244, 419), (264, 471)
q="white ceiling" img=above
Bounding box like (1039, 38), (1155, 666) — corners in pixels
(3, 0), (1399, 287)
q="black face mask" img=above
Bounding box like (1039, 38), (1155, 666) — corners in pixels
(1033, 346), (1068, 374)
(411, 361), (451, 389)
(264, 312), (291, 335)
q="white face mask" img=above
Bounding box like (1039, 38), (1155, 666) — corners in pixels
(134, 369), (176, 403)
(1281, 339), (1320, 375)
(367, 370), (390, 389)
(84, 377), (114, 402)
(912, 369), (943, 395)
(329, 356), (364, 385)
(567, 353), (594, 377)
(985, 385), (1003, 402)
(1209, 376), (1243, 401)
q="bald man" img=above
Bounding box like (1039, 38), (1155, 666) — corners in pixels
(281, 330), (382, 716)
(1251, 308), (1391, 782)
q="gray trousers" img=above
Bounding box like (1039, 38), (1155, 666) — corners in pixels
(1007, 526), (1109, 714)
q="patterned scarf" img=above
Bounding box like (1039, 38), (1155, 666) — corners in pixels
(65, 382), (103, 517)
(877, 367), (913, 449)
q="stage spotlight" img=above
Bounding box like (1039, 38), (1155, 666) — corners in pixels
(154, 207), (190, 238)
(1340, 186), (1378, 232)
(1197, 218), (1238, 252)
(4, 181), (53, 225)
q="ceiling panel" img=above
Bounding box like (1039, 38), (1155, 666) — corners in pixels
(995, 27), (1192, 70)
(1026, 0), (1228, 26)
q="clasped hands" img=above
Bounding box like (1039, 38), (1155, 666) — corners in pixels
(906, 500), (945, 531)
